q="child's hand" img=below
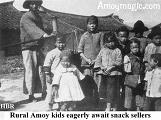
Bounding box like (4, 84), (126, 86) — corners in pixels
(146, 65), (153, 72)
(104, 66), (115, 75)
(46, 74), (52, 84)
(86, 58), (92, 65)
(144, 81), (148, 91)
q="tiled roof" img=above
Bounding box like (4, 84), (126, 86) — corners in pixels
(0, 1), (131, 31)
(43, 7), (132, 31)
(0, 1), (23, 29)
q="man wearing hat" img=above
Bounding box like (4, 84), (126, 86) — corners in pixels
(131, 20), (150, 56)
(20, 0), (51, 102)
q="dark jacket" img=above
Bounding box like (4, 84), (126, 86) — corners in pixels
(20, 11), (45, 50)
(78, 31), (104, 67)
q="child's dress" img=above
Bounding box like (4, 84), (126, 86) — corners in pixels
(52, 64), (85, 102)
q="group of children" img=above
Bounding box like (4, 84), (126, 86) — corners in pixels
(43, 15), (161, 111)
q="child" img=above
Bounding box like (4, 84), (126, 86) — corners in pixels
(144, 26), (161, 69)
(78, 15), (104, 72)
(116, 26), (131, 109)
(43, 35), (66, 111)
(124, 38), (145, 111)
(51, 50), (85, 111)
(78, 15), (104, 108)
(94, 32), (122, 111)
(143, 53), (161, 111)
(130, 20), (150, 56)
(116, 26), (131, 57)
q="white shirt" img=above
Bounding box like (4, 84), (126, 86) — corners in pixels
(144, 68), (161, 97)
(44, 48), (62, 74)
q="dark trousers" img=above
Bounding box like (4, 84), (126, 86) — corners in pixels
(99, 75), (120, 108)
(143, 97), (161, 111)
(124, 85), (145, 110)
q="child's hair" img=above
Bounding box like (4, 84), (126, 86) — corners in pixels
(116, 26), (129, 36)
(87, 15), (98, 25)
(103, 32), (117, 44)
(60, 49), (73, 62)
(129, 37), (140, 47)
(56, 34), (66, 43)
(151, 53), (161, 67)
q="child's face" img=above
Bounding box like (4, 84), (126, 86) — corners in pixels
(117, 31), (128, 44)
(56, 41), (65, 50)
(61, 56), (71, 68)
(153, 35), (161, 46)
(135, 32), (143, 38)
(105, 39), (115, 49)
(87, 22), (97, 32)
(149, 58), (158, 68)
(130, 43), (139, 54)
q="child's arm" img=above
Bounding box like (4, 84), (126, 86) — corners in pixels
(51, 66), (62, 85)
(78, 35), (93, 65)
(51, 84), (59, 101)
(112, 49), (122, 67)
(123, 55), (131, 73)
(143, 71), (150, 91)
(43, 51), (57, 83)
(75, 68), (85, 81)
(100, 32), (104, 49)
(94, 50), (103, 69)
(104, 49), (122, 74)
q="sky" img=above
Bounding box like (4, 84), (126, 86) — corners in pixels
(2, 0), (161, 27)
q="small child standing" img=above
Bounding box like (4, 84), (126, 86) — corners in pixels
(43, 35), (66, 111)
(51, 50), (85, 111)
(144, 26), (161, 70)
(78, 15), (104, 108)
(94, 32), (122, 111)
(124, 38), (145, 111)
(143, 53), (161, 111)
(130, 20), (150, 56)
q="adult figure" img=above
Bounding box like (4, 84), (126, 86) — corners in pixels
(20, 0), (51, 101)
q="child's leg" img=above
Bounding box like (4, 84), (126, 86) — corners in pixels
(59, 102), (68, 111)
(105, 76), (116, 111)
(46, 82), (53, 111)
(135, 83), (145, 111)
(154, 97), (161, 111)
(105, 102), (111, 111)
(143, 97), (152, 111)
(67, 101), (77, 111)
(124, 86), (133, 110)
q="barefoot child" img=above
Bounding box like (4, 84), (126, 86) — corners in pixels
(144, 26), (161, 71)
(78, 15), (104, 108)
(43, 35), (66, 110)
(124, 38), (145, 111)
(51, 50), (85, 111)
(143, 53), (161, 111)
(94, 32), (122, 111)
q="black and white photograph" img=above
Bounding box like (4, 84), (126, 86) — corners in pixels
(0, 0), (161, 119)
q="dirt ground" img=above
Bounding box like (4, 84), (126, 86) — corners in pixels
(0, 72), (55, 111)
(0, 72), (107, 111)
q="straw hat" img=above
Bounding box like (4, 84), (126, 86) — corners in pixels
(23, 0), (43, 9)
(131, 20), (148, 33)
